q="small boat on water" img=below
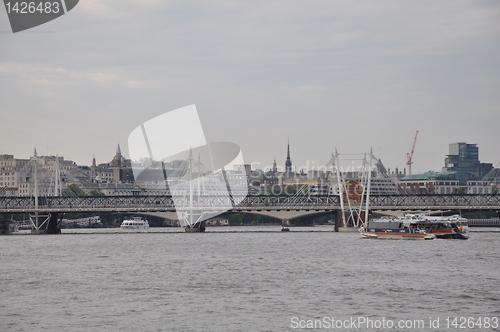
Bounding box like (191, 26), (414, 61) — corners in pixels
(120, 217), (149, 229)
(360, 220), (436, 240)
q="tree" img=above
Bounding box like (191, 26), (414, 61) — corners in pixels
(61, 184), (87, 197)
(451, 187), (466, 195)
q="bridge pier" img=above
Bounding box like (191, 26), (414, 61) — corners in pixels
(334, 211), (367, 232)
(185, 220), (206, 233)
(30, 212), (61, 234)
(46, 212), (61, 234)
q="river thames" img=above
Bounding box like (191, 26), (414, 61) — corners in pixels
(1, 226), (499, 331)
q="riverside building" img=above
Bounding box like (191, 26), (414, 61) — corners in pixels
(442, 142), (493, 176)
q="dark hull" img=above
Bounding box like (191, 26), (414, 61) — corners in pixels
(433, 233), (469, 240)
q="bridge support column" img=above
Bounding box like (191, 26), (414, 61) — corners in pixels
(335, 210), (348, 232)
(30, 212), (61, 234)
(334, 211), (340, 232)
(46, 212), (61, 234)
(335, 211), (366, 232)
(185, 220), (206, 233)
(282, 220), (291, 227)
(333, 211), (343, 232)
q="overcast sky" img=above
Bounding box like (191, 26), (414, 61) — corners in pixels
(1, 0), (499, 174)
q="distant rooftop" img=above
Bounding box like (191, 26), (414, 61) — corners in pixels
(401, 171), (481, 181)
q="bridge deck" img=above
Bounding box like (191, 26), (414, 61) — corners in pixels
(0, 194), (499, 213)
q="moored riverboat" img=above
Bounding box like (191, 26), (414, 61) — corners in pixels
(120, 217), (149, 229)
(205, 218), (229, 226)
(0, 220), (18, 234)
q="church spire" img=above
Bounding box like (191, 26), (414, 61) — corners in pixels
(285, 137), (292, 174)
(111, 143), (124, 167)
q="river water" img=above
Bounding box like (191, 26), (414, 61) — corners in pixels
(1, 226), (499, 332)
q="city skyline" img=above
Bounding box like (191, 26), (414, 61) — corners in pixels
(1, 1), (499, 173)
(0, 138), (497, 176)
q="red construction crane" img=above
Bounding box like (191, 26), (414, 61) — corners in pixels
(406, 131), (419, 175)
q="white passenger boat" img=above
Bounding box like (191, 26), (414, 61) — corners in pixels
(120, 217), (149, 229)
(360, 214), (469, 240)
(360, 220), (436, 240)
(398, 214), (469, 240)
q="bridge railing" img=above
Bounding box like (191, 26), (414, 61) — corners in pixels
(0, 194), (499, 213)
(370, 194), (500, 209)
(0, 195), (342, 212)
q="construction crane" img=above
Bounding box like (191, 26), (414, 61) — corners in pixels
(406, 131), (419, 175)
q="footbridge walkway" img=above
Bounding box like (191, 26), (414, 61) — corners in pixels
(1, 194), (499, 214)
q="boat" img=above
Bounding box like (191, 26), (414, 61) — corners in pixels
(360, 214), (469, 240)
(17, 220), (32, 230)
(398, 214), (469, 240)
(0, 220), (19, 234)
(8, 221), (18, 233)
(205, 218), (229, 226)
(120, 217), (149, 229)
(360, 220), (436, 240)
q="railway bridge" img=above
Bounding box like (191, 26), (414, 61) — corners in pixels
(1, 194), (499, 233)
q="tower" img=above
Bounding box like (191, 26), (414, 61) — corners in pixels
(116, 143), (122, 158)
(285, 138), (292, 174)
(111, 144), (123, 167)
(91, 156), (97, 183)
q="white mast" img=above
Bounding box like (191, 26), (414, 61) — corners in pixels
(33, 148), (39, 230)
(333, 149), (347, 227)
(54, 154), (60, 196)
(197, 154), (201, 196)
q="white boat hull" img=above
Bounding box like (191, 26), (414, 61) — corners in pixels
(120, 217), (149, 230)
